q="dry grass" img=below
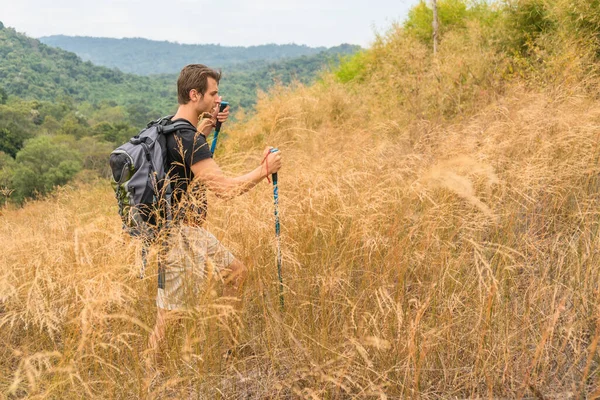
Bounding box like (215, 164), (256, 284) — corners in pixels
(3, 25), (600, 399)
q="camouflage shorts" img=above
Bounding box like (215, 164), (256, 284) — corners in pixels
(156, 225), (235, 310)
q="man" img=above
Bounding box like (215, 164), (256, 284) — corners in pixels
(147, 64), (282, 353)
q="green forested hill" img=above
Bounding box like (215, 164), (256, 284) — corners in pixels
(39, 35), (360, 75)
(2, 25), (358, 112)
(0, 26), (176, 111)
(0, 23), (357, 204)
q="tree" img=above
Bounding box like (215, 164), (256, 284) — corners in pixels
(75, 136), (114, 176)
(59, 114), (88, 138)
(91, 121), (136, 144)
(11, 135), (82, 203)
(0, 87), (7, 105)
(0, 104), (35, 157)
(126, 102), (155, 126)
(0, 151), (15, 205)
(0, 127), (26, 158)
(404, 0), (471, 46)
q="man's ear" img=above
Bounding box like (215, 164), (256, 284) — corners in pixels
(189, 89), (202, 102)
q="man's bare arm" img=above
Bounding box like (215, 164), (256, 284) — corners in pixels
(190, 147), (282, 200)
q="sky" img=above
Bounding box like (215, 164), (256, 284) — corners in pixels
(1, 0), (419, 48)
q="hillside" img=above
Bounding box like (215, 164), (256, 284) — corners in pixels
(0, 25), (175, 109)
(2, 0), (600, 398)
(39, 35), (360, 75)
(1, 24), (357, 113)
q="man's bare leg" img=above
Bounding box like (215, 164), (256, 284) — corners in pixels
(147, 306), (167, 373)
(223, 258), (247, 299)
(145, 259), (247, 367)
(221, 258), (248, 359)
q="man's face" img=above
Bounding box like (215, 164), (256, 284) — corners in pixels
(193, 77), (220, 114)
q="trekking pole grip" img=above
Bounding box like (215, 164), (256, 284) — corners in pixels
(214, 101), (229, 132)
(269, 148), (279, 184)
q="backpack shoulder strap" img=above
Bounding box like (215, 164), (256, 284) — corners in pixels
(161, 120), (194, 135)
(147, 115), (175, 128)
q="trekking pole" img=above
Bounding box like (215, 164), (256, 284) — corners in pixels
(269, 148), (284, 311)
(210, 101), (229, 155)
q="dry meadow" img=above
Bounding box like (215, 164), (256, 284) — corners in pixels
(2, 20), (600, 399)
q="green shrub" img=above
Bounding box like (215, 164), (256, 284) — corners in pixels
(0, 87), (7, 105)
(0, 103), (36, 157)
(553, 0), (600, 55)
(334, 51), (368, 83)
(0, 151), (15, 204)
(10, 135), (82, 203)
(404, 0), (468, 44)
(504, 0), (555, 53)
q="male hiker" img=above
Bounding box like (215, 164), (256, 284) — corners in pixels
(147, 64), (283, 354)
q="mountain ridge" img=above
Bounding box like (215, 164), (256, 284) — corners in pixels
(39, 35), (360, 75)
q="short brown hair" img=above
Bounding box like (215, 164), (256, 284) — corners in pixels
(177, 64), (221, 104)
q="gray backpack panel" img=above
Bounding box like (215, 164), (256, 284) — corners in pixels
(109, 118), (190, 237)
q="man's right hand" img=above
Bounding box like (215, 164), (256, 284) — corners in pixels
(197, 114), (216, 137)
(261, 147), (282, 178)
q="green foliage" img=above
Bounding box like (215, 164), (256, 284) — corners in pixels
(74, 136), (114, 176)
(91, 121), (136, 145)
(0, 103), (36, 157)
(35, 98), (72, 122)
(500, 0), (600, 59)
(0, 127), (25, 158)
(504, 0), (556, 53)
(125, 102), (155, 127)
(334, 51), (368, 83)
(404, 0), (466, 43)
(0, 86), (7, 104)
(1, 26), (358, 120)
(494, 0), (600, 85)
(0, 151), (13, 169)
(543, 0), (600, 54)
(565, 0), (600, 38)
(0, 123), (114, 204)
(404, 0), (499, 46)
(40, 115), (61, 133)
(0, 151), (15, 204)
(59, 114), (89, 138)
(9, 135), (82, 203)
(0, 27), (176, 113)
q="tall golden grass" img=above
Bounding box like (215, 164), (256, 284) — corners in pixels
(2, 21), (600, 398)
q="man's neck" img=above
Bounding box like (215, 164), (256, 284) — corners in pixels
(172, 105), (199, 128)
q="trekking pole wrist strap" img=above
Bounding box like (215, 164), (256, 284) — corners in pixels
(261, 152), (271, 183)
